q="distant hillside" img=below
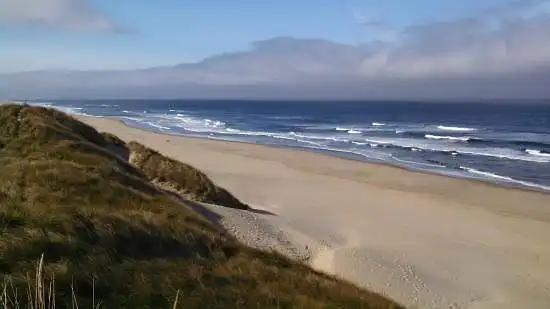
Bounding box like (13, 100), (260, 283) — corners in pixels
(0, 104), (402, 308)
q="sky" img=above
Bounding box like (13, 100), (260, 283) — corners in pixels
(1, 0), (550, 99)
(0, 0), (519, 72)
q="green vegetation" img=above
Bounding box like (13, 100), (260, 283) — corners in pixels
(0, 104), (403, 309)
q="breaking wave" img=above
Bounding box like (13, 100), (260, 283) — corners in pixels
(360, 137), (550, 163)
(425, 134), (472, 142)
(113, 113), (550, 165)
(525, 149), (550, 157)
(437, 125), (477, 132)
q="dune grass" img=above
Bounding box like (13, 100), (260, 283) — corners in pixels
(0, 104), (403, 309)
(127, 141), (250, 210)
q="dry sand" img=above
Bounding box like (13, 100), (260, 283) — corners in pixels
(80, 116), (550, 309)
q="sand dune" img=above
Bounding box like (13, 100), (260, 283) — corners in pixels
(79, 116), (550, 309)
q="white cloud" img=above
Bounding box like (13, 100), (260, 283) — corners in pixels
(1, 0), (550, 100)
(353, 10), (398, 42)
(359, 0), (550, 78)
(0, 0), (120, 31)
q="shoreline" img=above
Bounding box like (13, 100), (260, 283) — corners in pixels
(109, 115), (550, 195)
(8, 99), (548, 194)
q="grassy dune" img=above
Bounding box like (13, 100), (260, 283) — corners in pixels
(0, 104), (402, 309)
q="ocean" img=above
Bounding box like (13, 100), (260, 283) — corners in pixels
(28, 100), (550, 192)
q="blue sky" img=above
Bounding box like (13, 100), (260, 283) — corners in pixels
(0, 0), (510, 72)
(2, 0), (550, 100)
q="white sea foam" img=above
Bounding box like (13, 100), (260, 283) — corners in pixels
(31, 102), (53, 107)
(334, 125), (390, 133)
(459, 167), (550, 191)
(45, 102), (550, 166)
(28, 101), (550, 192)
(204, 119), (225, 128)
(30, 102), (95, 117)
(300, 144), (391, 161)
(437, 125), (477, 132)
(121, 116), (143, 122)
(49, 106), (550, 165)
(526, 149), (550, 157)
(148, 113), (301, 141)
(363, 138), (393, 145)
(362, 137), (550, 163)
(265, 115), (305, 120)
(425, 134), (471, 142)
(21, 103), (142, 123)
(289, 132), (345, 142)
(158, 113), (228, 132)
(460, 167), (511, 181)
(336, 127), (351, 132)
(145, 122), (171, 131)
(461, 149), (550, 163)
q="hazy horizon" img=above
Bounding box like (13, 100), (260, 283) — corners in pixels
(2, 0), (550, 100)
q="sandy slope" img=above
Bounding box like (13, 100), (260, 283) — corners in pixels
(80, 116), (550, 309)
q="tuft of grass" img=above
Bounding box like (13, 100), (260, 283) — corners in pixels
(0, 104), (403, 309)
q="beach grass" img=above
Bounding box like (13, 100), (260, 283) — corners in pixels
(0, 104), (403, 308)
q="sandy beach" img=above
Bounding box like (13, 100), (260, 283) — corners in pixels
(79, 115), (550, 309)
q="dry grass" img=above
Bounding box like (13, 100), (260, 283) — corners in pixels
(127, 141), (250, 210)
(0, 104), (403, 309)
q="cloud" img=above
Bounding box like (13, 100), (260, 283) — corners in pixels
(353, 11), (391, 31)
(353, 10), (397, 41)
(194, 1), (550, 83)
(164, 0), (550, 83)
(358, 0), (550, 78)
(1, 0), (550, 100)
(0, 0), (121, 31)
(483, 0), (550, 20)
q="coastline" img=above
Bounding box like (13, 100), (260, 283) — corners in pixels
(7, 100), (550, 193)
(114, 115), (550, 195)
(78, 115), (550, 309)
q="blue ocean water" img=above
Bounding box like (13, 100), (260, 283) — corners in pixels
(31, 100), (550, 192)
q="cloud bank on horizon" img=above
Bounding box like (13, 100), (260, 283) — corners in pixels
(1, 0), (550, 100)
(360, 0), (550, 79)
